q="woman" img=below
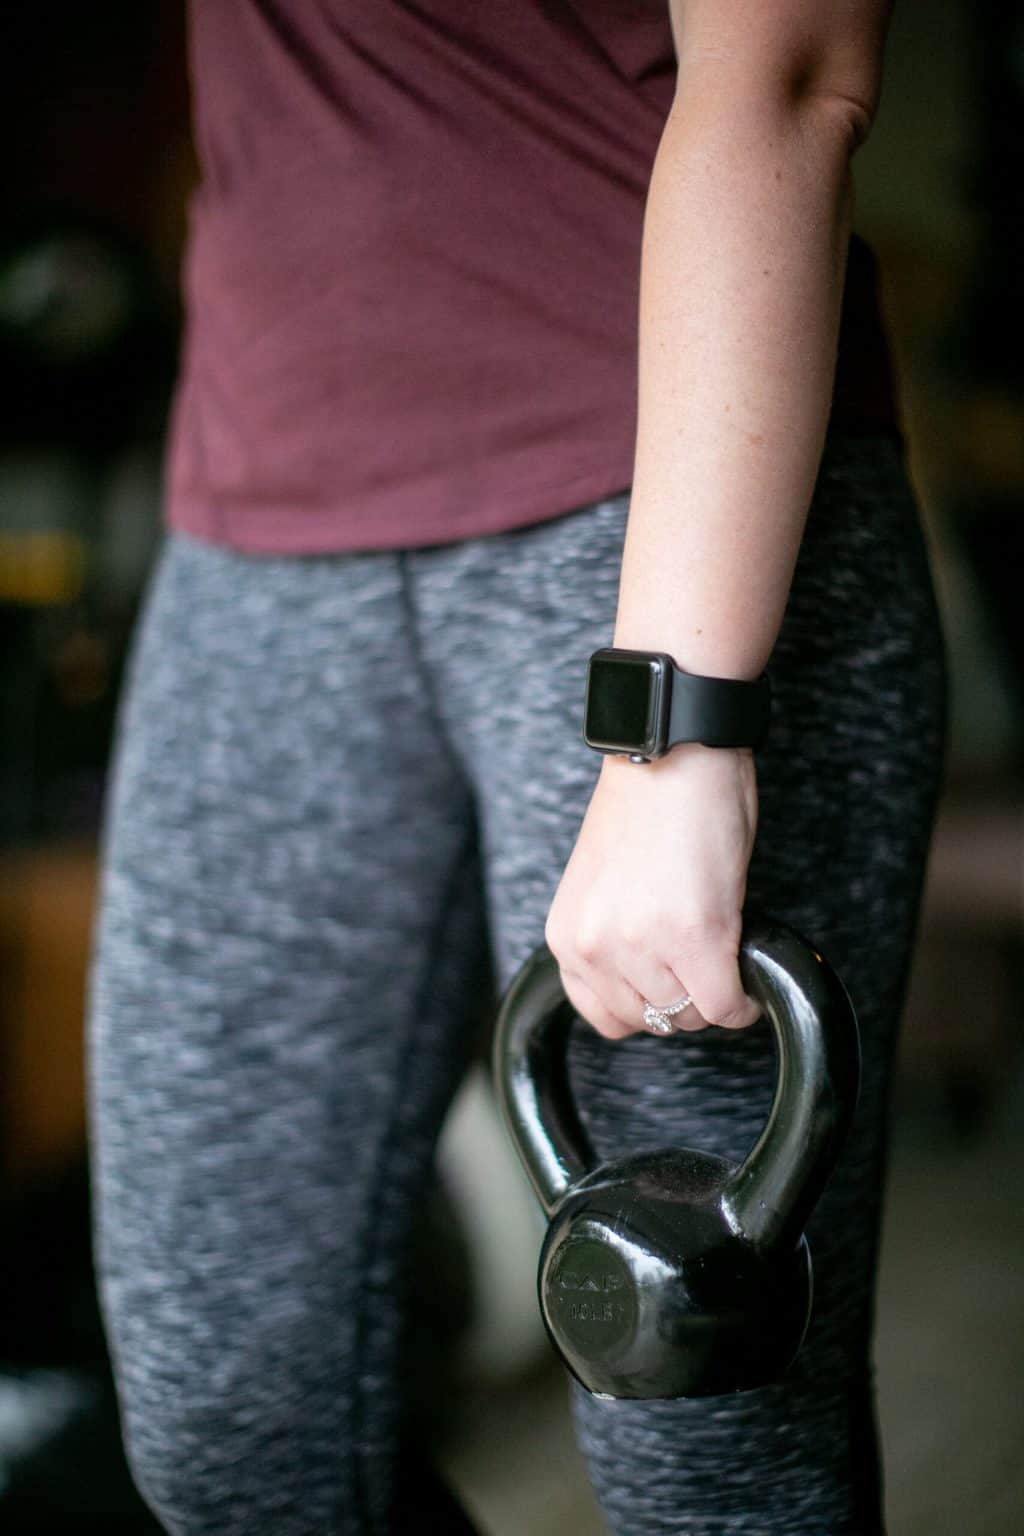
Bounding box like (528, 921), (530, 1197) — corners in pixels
(86, 2), (948, 1532)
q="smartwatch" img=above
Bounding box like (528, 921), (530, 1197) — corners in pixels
(583, 646), (771, 762)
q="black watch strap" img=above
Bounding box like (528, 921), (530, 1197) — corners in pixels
(668, 664), (771, 749)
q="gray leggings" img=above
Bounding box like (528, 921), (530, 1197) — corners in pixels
(86, 426), (948, 1535)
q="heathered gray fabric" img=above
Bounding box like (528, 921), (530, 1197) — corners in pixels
(86, 425), (948, 1535)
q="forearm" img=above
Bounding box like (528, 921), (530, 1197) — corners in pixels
(613, 87), (862, 682)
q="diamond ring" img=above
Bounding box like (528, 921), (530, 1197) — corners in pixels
(641, 992), (694, 1035)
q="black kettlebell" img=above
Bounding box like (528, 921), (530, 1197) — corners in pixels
(492, 905), (860, 1400)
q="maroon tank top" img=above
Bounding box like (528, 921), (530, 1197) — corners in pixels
(166, 1), (903, 554)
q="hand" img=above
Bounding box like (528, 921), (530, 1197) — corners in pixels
(544, 744), (763, 1039)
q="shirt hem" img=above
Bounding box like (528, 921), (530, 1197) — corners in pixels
(166, 415), (906, 557)
(167, 461), (639, 556)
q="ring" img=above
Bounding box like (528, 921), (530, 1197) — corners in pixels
(641, 992), (694, 1035)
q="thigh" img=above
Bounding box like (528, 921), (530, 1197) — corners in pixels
(410, 429), (949, 1534)
(86, 533), (488, 1535)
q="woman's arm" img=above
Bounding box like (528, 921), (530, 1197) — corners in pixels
(544, 1), (894, 1039)
(615, 0), (892, 676)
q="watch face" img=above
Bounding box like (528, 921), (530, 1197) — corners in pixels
(584, 651), (666, 755)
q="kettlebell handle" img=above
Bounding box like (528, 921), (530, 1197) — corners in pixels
(492, 905), (861, 1253)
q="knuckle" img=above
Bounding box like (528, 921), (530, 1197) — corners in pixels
(668, 916), (722, 958)
(618, 919), (653, 956)
(546, 913), (603, 970)
(703, 908), (744, 947)
(668, 907), (705, 945)
(668, 914), (745, 990)
(573, 925), (605, 969)
(543, 916), (563, 957)
(673, 904), (742, 941)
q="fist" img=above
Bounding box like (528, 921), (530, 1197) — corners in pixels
(544, 745), (763, 1040)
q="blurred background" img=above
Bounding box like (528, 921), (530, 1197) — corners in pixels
(0, 1), (1020, 1531)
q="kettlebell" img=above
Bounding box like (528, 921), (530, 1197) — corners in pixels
(492, 905), (860, 1400)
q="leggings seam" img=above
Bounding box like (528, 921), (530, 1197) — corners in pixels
(350, 826), (480, 1533)
(394, 549), (475, 798)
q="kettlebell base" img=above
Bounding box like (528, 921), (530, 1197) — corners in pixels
(558, 1340), (806, 1401)
(538, 1156), (814, 1402)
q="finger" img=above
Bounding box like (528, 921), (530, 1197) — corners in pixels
(621, 954), (709, 1034)
(666, 930), (763, 1031)
(572, 952), (697, 1038)
(557, 967), (634, 1041)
